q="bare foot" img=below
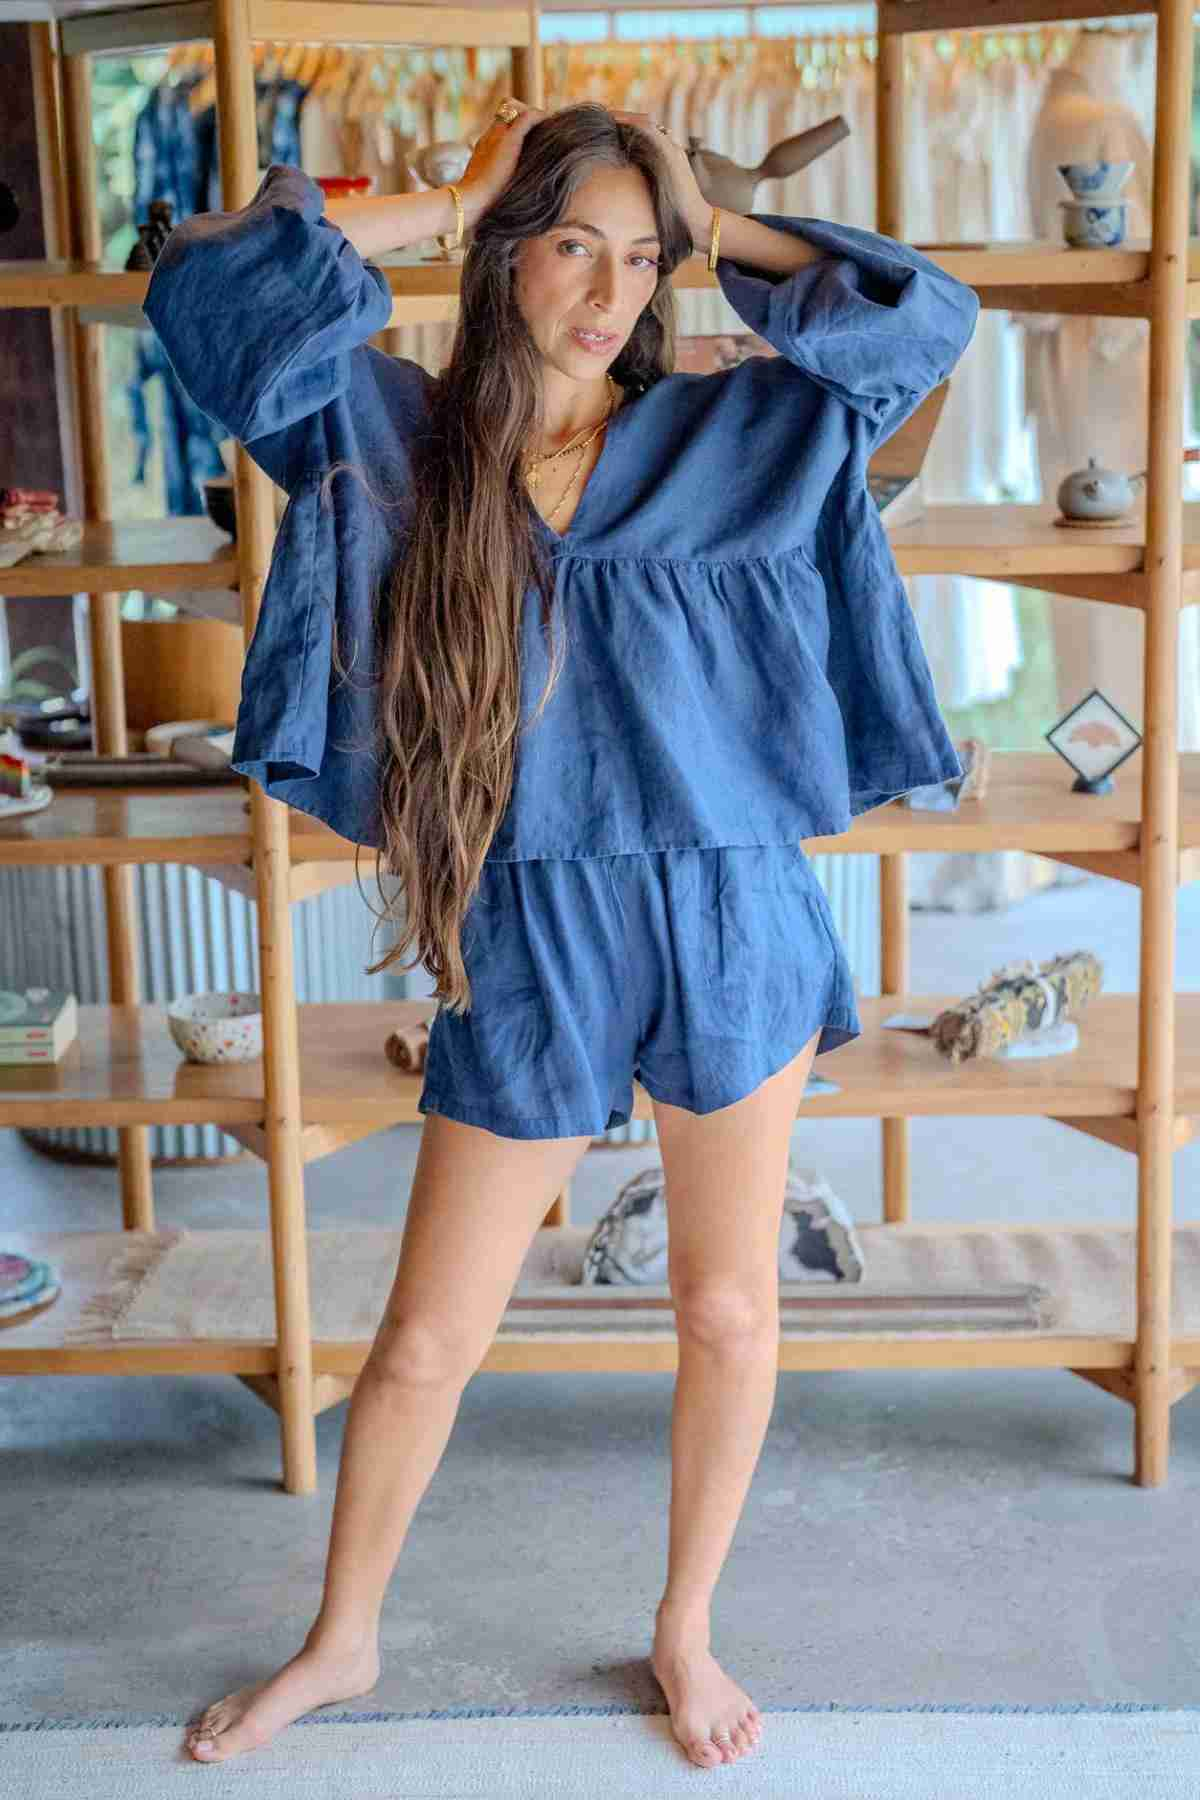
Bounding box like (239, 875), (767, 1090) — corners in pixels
(650, 1631), (763, 1768)
(183, 1640), (381, 1762)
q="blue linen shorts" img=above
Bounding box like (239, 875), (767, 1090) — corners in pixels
(416, 843), (862, 1142)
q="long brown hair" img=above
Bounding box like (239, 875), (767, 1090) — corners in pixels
(341, 103), (695, 1014)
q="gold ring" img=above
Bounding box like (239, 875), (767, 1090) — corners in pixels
(495, 99), (522, 124)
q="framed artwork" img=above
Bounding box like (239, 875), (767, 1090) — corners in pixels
(1044, 687), (1143, 794)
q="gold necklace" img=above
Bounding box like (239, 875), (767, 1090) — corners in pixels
(524, 376), (617, 526)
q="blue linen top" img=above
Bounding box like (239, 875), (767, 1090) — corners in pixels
(144, 163), (980, 860)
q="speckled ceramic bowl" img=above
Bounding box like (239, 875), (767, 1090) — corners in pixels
(167, 991), (263, 1063)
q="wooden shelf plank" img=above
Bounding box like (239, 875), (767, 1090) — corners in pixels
(0, 1222), (1156, 1375)
(58, 0), (216, 56)
(887, 501), (1156, 578)
(0, 518), (237, 597)
(881, 0), (1154, 38)
(5, 754), (1200, 869)
(0, 500), (1168, 596)
(0, 784), (254, 866)
(53, 0), (534, 56)
(0, 261), (149, 307)
(798, 994), (1141, 1119)
(249, 1), (533, 48)
(291, 992), (1193, 1125)
(0, 1006), (265, 1128)
(817, 750), (1190, 858)
(7, 241), (1200, 322)
(0, 1231), (279, 1373)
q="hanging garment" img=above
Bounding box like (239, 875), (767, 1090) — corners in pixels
(129, 79), (226, 513)
(902, 42), (1023, 712)
(143, 163), (979, 853)
(126, 333), (226, 515)
(131, 82), (199, 224)
(191, 78), (306, 216)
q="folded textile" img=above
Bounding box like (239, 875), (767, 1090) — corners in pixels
(2, 501), (60, 520)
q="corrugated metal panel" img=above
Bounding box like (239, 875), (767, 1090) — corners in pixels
(1, 865), (391, 1164)
(2, 850), (879, 1162)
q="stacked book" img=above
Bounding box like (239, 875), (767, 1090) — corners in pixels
(0, 988), (78, 1064)
(0, 1251), (61, 1323)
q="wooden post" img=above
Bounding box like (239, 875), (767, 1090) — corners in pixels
(1135, 0), (1190, 1488)
(876, 21), (909, 1225)
(60, 44), (155, 1233)
(879, 855), (909, 1225)
(875, 30), (905, 241)
(212, 0), (316, 1496)
(510, 0), (543, 108)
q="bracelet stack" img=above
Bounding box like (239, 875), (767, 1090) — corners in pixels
(437, 182), (465, 253)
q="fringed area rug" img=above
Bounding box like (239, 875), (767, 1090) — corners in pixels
(3, 1703), (1199, 1797)
(63, 1224), (1090, 1346)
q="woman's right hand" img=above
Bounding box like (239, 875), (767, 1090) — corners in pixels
(459, 102), (548, 220)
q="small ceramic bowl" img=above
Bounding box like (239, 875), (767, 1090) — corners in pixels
(167, 991), (263, 1064)
(1059, 199), (1128, 249)
(1057, 160), (1133, 201)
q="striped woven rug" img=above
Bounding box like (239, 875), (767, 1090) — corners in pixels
(3, 1702), (1198, 1797)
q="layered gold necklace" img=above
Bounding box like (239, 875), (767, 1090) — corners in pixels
(523, 373), (619, 529)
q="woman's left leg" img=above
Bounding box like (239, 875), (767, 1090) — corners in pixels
(648, 1028), (822, 1769)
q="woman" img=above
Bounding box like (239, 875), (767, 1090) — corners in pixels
(145, 100), (978, 1769)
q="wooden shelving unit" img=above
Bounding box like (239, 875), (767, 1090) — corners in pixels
(3, 0), (1195, 1491)
(874, 0), (1196, 1489)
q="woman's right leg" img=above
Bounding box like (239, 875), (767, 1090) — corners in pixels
(185, 1110), (593, 1762)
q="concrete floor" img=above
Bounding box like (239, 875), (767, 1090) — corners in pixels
(3, 860), (1200, 1723)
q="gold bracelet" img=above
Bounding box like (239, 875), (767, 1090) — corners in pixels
(707, 206), (721, 272)
(437, 182), (464, 253)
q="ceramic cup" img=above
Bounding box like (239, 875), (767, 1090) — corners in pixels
(1059, 199), (1128, 248)
(1057, 160), (1133, 202)
(167, 990), (263, 1063)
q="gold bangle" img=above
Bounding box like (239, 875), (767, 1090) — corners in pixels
(707, 206), (721, 272)
(437, 182), (464, 253)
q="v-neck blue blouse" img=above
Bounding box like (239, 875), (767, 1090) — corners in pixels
(144, 163), (980, 860)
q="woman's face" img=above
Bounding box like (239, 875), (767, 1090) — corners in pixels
(515, 165), (662, 386)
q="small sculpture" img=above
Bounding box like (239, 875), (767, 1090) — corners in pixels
(685, 116), (851, 215)
(124, 198), (176, 272)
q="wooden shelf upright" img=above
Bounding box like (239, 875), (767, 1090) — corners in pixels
(2, 0), (1198, 1494)
(875, 0), (1195, 1487)
(2, 0), (547, 1497)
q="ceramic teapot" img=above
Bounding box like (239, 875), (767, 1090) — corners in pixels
(1058, 447), (1200, 520)
(1057, 456), (1144, 520)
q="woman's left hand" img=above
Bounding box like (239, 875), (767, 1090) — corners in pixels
(607, 110), (714, 249)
